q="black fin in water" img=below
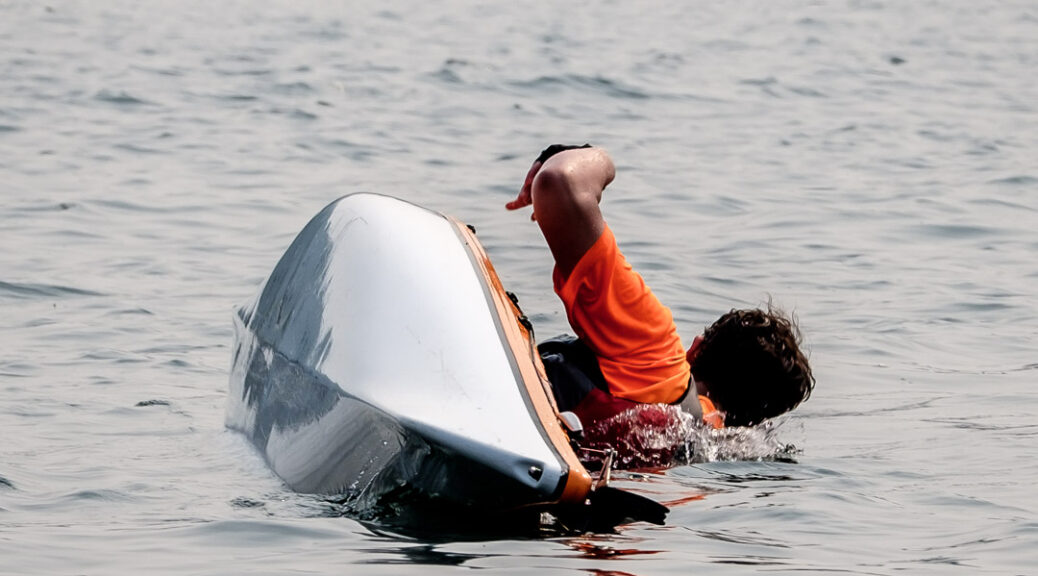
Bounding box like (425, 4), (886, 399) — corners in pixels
(588, 486), (669, 527)
(555, 486), (669, 532)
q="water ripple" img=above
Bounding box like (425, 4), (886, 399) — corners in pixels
(0, 281), (105, 300)
(989, 174), (1037, 186)
(94, 89), (153, 106)
(510, 74), (651, 100)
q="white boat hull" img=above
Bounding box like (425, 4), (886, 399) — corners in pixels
(226, 193), (594, 521)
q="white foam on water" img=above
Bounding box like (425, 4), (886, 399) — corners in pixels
(580, 404), (797, 470)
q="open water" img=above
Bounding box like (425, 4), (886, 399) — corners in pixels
(2, 1), (1037, 574)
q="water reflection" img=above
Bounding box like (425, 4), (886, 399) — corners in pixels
(349, 504), (679, 569)
(565, 539), (663, 559)
(355, 543), (491, 567)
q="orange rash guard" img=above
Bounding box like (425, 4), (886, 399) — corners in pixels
(553, 225), (690, 406)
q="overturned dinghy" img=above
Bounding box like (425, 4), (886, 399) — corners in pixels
(227, 193), (666, 530)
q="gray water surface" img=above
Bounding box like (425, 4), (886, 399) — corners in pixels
(2, 1), (1037, 574)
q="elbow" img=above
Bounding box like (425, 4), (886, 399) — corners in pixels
(531, 163), (588, 216)
(532, 163), (573, 197)
(534, 147), (614, 199)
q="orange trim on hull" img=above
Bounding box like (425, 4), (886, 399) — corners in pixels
(451, 219), (593, 505)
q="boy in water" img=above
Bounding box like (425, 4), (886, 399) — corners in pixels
(506, 145), (814, 434)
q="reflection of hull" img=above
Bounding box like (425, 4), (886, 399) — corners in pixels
(226, 193), (594, 521)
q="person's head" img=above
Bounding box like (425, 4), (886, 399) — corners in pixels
(688, 307), (814, 427)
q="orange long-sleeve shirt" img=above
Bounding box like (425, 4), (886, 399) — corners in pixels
(552, 225), (689, 405)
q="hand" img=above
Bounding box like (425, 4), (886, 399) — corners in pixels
(505, 159), (543, 221)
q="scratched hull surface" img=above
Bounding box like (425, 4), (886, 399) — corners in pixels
(226, 193), (579, 517)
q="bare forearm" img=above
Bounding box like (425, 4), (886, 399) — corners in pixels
(531, 147), (614, 277)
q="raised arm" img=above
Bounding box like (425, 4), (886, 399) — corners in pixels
(507, 147), (616, 278)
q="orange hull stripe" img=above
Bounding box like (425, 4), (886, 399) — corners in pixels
(452, 219), (592, 504)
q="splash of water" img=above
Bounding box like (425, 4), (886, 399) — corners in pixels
(579, 404), (798, 470)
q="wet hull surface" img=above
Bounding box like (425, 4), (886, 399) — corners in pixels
(226, 194), (595, 524)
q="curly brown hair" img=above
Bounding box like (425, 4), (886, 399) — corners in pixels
(690, 307), (814, 427)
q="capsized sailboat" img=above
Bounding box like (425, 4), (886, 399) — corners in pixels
(227, 193), (666, 530)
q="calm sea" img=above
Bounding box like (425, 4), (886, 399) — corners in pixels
(2, 1), (1036, 574)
